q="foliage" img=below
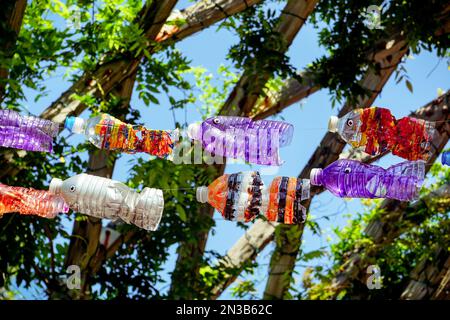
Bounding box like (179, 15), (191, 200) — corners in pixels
(225, 3), (301, 85)
(188, 64), (239, 117)
(309, 0), (450, 106)
(303, 164), (450, 300)
(0, 0), (448, 301)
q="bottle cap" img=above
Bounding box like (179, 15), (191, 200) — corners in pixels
(49, 178), (63, 194)
(196, 186), (209, 203)
(187, 122), (201, 140)
(328, 116), (339, 133)
(65, 116), (85, 134)
(310, 168), (323, 186)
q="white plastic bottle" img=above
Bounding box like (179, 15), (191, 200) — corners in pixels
(49, 173), (164, 231)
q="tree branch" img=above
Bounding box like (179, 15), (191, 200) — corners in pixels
(327, 93), (450, 299)
(46, 1), (177, 299)
(0, 0), (264, 179)
(169, 0), (318, 298)
(209, 34), (416, 298)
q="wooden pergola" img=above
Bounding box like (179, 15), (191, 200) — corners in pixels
(1, 0), (449, 299)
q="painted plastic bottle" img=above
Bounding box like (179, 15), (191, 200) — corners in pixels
(310, 159), (425, 201)
(0, 183), (68, 218)
(65, 114), (177, 158)
(49, 173), (164, 231)
(266, 176), (310, 224)
(196, 172), (310, 224)
(0, 109), (59, 152)
(188, 116), (294, 165)
(328, 107), (435, 161)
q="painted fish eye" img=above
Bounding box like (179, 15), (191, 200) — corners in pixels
(212, 118), (220, 124)
(69, 185), (76, 192)
(346, 119), (354, 127)
(344, 167), (352, 174)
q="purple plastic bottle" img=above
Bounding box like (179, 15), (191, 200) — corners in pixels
(187, 116), (294, 165)
(310, 159), (425, 201)
(0, 109), (59, 152)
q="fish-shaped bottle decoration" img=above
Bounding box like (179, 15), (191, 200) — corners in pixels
(0, 183), (68, 218)
(310, 159), (425, 201)
(0, 109), (59, 152)
(49, 173), (164, 231)
(196, 172), (310, 224)
(187, 116), (294, 166)
(328, 107), (435, 161)
(65, 113), (179, 159)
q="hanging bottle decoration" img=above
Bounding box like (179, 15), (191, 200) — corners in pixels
(0, 109), (59, 152)
(65, 114), (178, 159)
(442, 151), (450, 166)
(196, 172), (310, 224)
(187, 116), (294, 166)
(310, 159), (425, 201)
(49, 173), (164, 231)
(328, 107), (435, 161)
(0, 183), (68, 218)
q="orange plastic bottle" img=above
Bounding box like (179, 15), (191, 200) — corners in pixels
(0, 183), (69, 218)
(197, 172), (310, 224)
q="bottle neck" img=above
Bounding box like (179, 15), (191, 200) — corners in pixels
(49, 178), (63, 194)
(196, 186), (209, 203)
(65, 117), (86, 134)
(310, 168), (324, 186)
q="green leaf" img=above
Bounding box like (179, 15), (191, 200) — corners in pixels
(405, 80), (413, 93)
(176, 204), (187, 222)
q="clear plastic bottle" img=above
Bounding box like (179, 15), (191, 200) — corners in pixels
(65, 114), (118, 149)
(49, 173), (164, 231)
(328, 109), (366, 148)
(0, 183), (68, 218)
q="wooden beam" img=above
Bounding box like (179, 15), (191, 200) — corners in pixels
(327, 93), (450, 298)
(49, 1), (177, 299)
(220, 0), (319, 116)
(210, 33), (413, 298)
(170, 0), (318, 298)
(0, 0), (263, 179)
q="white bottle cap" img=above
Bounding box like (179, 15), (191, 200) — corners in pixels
(310, 168), (323, 186)
(328, 116), (339, 133)
(49, 178), (63, 194)
(196, 186), (209, 203)
(187, 122), (201, 140)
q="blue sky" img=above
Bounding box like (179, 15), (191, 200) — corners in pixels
(12, 0), (449, 299)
